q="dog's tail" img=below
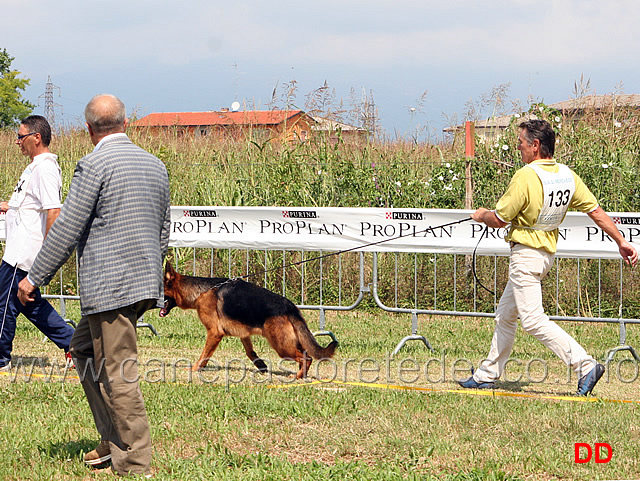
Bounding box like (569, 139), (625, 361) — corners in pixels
(290, 311), (338, 359)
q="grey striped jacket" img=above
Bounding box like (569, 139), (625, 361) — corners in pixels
(29, 135), (171, 316)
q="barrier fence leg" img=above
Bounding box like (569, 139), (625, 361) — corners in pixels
(605, 318), (640, 365)
(391, 311), (434, 358)
(136, 315), (159, 337)
(313, 308), (337, 343)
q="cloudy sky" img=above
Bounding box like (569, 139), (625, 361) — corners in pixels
(2, 0), (638, 140)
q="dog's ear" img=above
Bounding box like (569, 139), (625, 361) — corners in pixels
(164, 262), (176, 286)
(165, 268), (176, 283)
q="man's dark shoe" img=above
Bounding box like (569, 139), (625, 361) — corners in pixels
(576, 363), (605, 396)
(83, 440), (111, 466)
(458, 376), (495, 389)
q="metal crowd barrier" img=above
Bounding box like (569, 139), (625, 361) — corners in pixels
(7, 243), (639, 367)
(172, 247), (369, 343)
(370, 251), (640, 364)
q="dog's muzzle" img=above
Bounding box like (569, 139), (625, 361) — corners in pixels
(159, 298), (175, 317)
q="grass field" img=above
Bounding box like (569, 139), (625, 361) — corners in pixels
(1, 300), (639, 480)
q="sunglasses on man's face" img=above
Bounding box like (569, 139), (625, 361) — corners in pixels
(16, 132), (37, 141)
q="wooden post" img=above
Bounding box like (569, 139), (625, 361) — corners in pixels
(464, 121), (474, 210)
(464, 121), (475, 274)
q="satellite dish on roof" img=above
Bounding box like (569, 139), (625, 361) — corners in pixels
(231, 101), (240, 112)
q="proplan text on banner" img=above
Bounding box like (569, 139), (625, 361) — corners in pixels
(169, 207), (640, 258)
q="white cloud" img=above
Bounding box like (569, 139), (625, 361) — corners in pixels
(2, 0), (639, 133)
(5, 0), (638, 72)
(279, 0), (640, 68)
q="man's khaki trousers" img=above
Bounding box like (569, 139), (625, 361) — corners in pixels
(474, 244), (596, 383)
(70, 298), (155, 476)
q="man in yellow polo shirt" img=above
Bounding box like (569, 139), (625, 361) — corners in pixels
(459, 119), (637, 395)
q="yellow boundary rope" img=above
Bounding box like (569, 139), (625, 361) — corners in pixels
(2, 370), (636, 405)
(267, 378), (638, 404)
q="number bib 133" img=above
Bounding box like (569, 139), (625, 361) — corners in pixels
(526, 163), (576, 232)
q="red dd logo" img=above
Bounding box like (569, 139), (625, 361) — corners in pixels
(574, 443), (613, 463)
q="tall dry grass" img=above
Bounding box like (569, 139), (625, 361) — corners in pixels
(1, 104), (639, 313)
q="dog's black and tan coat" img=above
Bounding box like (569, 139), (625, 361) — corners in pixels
(160, 262), (338, 378)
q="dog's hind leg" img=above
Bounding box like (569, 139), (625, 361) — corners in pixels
(262, 317), (312, 379)
(193, 333), (223, 371)
(266, 345), (311, 379)
(240, 337), (268, 373)
(294, 351), (312, 379)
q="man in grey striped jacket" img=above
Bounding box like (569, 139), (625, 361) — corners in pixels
(18, 94), (170, 477)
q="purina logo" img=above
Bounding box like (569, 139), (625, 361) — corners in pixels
(386, 211), (424, 221)
(182, 210), (218, 218)
(612, 216), (640, 225)
(282, 210), (318, 219)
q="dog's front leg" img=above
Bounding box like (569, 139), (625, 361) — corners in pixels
(240, 337), (268, 373)
(193, 333), (223, 371)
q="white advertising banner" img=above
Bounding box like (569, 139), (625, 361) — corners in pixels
(1, 207), (637, 259)
(169, 207), (640, 259)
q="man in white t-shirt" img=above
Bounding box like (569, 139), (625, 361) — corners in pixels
(0, 115), (74, 371)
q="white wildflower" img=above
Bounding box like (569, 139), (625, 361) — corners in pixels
(555, 116), (561, 123)
(502, 144), (509, 151)
(438, 175), (444, 181)
(395, 181), (402, 187)
(602, 163), (609, 169)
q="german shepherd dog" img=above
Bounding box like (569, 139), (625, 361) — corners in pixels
(160, 262), (338, 378)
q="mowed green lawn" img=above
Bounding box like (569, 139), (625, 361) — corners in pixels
(1, 301), (639, 480)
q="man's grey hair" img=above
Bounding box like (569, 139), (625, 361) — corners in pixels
(84, 94), (126, 135)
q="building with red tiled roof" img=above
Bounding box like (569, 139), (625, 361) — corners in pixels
(131, 109), (313, 142)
